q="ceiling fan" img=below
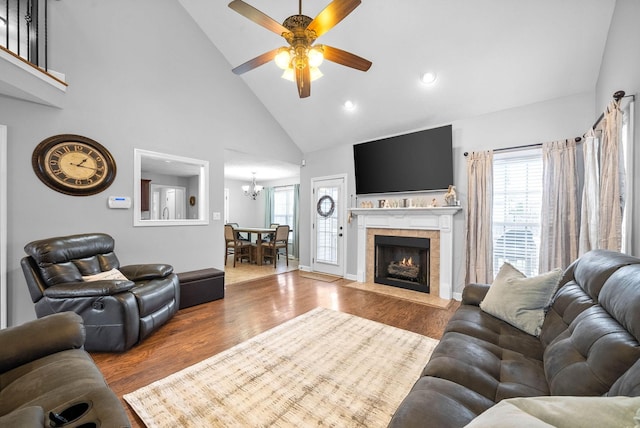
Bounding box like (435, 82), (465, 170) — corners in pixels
(228, 0), (372, 98)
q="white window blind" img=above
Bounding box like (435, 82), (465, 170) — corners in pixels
(273, 186), (294, 227)
(492, 148), (543, 277)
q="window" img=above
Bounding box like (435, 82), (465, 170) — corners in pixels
(273, 186), (294, 227)
(273, 186), (295, 252)
(492, 148), (543, 277)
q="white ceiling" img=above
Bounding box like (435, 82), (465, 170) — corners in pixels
(180, 0), (615, 179)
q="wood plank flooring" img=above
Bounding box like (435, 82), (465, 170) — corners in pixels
(90, 271), (460, 427)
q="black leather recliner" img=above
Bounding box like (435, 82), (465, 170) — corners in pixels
(21, 233), (180, 352)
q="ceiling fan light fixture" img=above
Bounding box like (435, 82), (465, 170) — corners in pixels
(281, 66), (295, 82)
(310, 66), (323, 81)
(275, 48), (292, 69)
(308, 47), (324, 67)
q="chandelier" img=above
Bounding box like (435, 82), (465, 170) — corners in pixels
(242, 173), (263, 200)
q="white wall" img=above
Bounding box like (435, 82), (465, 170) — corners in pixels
(595, 0), (640, 256)
(1, 0), (301, 326)
(224, 178), (265, 228)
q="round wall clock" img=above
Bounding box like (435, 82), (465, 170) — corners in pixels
(32, 134), (117, 196)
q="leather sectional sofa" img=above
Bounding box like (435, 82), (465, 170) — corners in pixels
(0, 311), (130, 427)
(388, 249), (640, 427)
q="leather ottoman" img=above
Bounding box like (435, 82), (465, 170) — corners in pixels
(177, 268), (225, 309)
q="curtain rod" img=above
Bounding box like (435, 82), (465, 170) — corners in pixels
(590, 90), (635, 132)
(463, 90), (634, 157)
(463, 137), (581, 157)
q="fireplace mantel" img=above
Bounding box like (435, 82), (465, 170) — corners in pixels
(351, 207), (462, 300)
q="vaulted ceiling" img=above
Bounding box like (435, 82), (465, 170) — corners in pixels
(179, 0), (615, 178)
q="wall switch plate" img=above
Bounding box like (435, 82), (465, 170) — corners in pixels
(212, 212), (221, 220)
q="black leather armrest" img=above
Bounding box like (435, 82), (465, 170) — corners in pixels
(119, 263), (174, 281)
(0, 312), (85, 373)
(43, 280), (135, 298)
(461, 283), (491, 306)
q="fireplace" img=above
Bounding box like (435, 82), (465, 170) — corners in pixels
(374, 235), (430, 293)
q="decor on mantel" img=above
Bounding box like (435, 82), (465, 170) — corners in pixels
(242, 173), (263, 200)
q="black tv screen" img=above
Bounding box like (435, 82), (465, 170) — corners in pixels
(353, 125), (453, 195)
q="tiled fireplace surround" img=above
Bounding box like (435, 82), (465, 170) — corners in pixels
(352, 207), (462, 300)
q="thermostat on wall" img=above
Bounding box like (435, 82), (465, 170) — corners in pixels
(108, 196), (132, 209)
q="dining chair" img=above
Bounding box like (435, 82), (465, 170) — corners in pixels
(263, 223), (279, 243)
(225, 224), (252, 267)
(227, 222), (250, 242)
(260, 225), (289, 268)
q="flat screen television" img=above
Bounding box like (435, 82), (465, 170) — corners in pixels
(353, 124), (453, 195)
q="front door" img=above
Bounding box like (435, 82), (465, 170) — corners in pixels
(311, 175), (346, 277)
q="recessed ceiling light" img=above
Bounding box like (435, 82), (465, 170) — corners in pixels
(420, 72), (437, 85)
(343, 100), (356, 111)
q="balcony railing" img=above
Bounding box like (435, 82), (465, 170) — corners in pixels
(1, 0), (48, 70)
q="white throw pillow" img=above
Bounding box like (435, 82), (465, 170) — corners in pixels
(479, 263), (562, 336)
(82, 268), (129, 282)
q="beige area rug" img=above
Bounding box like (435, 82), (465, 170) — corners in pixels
(123, 307), (438, 427)
(298, 271), (342, 282)
(341, 281), (452, 309)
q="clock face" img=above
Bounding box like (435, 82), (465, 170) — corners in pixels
(32, 135), (117, 196)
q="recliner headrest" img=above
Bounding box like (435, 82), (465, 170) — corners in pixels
(24, 233), (115, 264)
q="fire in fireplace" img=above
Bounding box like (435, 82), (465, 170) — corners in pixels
(374, 235), (430, 293)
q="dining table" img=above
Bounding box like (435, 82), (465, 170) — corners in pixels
(233, 226), (276, 266)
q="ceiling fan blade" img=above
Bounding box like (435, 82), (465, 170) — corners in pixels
(307, 0), (361, 38)
(228, 0), (289, 36)
(232, 48), (280, 75)
(322, 45), (371, 71)
(296, 66), (311, 98)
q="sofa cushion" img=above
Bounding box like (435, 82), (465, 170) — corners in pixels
(608, 358), (640, 396)
(444, 305), (544, 360)
(424, 331), (548, 402)
(480, 263), (562, 336)
(388, 376), (494, 428)
(539, 281), (597, 349)
(544, 305), (640, 396)
(599, 264), (640, 341)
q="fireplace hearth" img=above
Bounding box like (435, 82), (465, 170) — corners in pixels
(374, 235), (430, 293)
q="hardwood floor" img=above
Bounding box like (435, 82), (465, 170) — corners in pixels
(91, 271), (460, 427)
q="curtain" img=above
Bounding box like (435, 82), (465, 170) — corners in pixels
(465, 150), (493, 284)
(293, 184), (300, 258)
(598, 100), (624, 251)
(263, 187), (275, 227)
(539, 139), (579, 271)
(578, 130), (600, 255)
